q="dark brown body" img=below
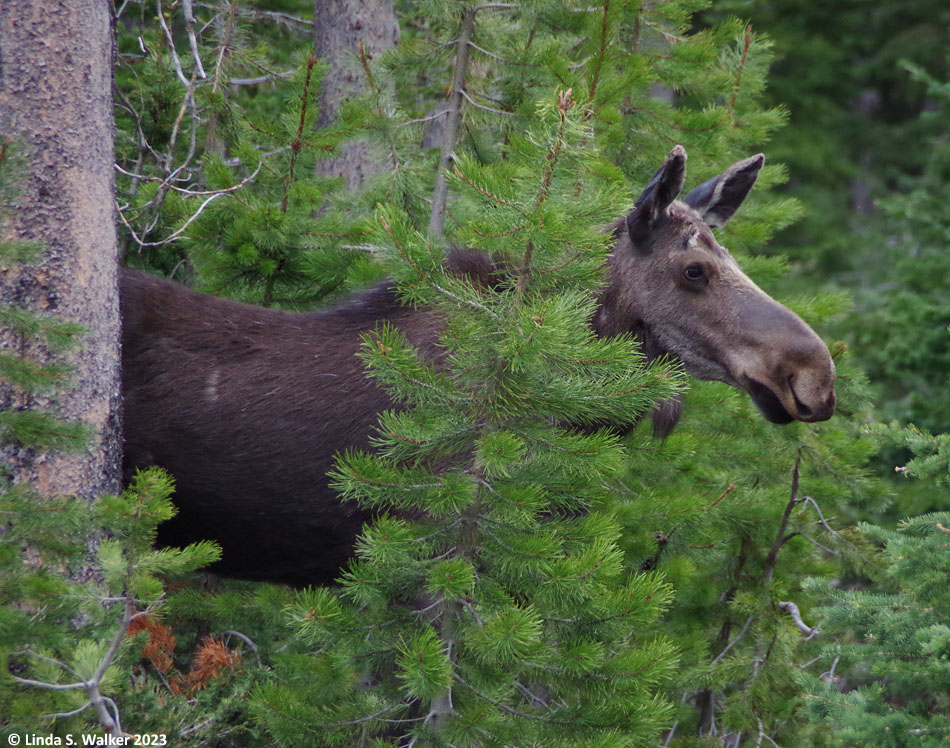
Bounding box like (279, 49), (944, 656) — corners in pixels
(121, 272), (440, 584)
(121, 148), (836, 586)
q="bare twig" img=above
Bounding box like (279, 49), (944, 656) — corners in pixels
(242, 8), (313, 30)
(179, 716), (217, 738)
(40, 702), (94, 721)
(755, 716), (781, 748)
(390, 108), (450, 129)
(156, 0), (191, 88)
(798, 531), (840, 557)
(515, 681), (552, 710)
(778, 601), (818, 638)
(13, 601), (142, 737)
(458, 88), (515, 116)
(165, 87), (199, 175)
(229, 73), (293, 86)
(118, 159), (260, 247)
(763, 451), (804, 584)
(820, 645), (842, 684)
(10, 676), (87, 691)
(115, 160), (261, 197)
(114, 88), (164, 165)
(118, 191), (225, 248)
(801, 496), (859, 553)
(182, 0), (208, 79)
(218, 629), (262, 667)
(661, 692), (689, 746)
(710, 614), (753, 666)
(467, 40), (537, 66)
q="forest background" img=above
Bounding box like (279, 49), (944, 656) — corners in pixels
(1, 0), (950, 746)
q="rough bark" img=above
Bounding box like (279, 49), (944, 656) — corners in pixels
(313, 0), (400, 190)
(0, 0), (122, 501)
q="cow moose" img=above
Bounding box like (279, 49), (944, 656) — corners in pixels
(121, 146), (836, 586)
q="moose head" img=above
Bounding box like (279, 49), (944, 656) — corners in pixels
(597, 146), (836, 433)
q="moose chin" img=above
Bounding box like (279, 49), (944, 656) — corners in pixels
(121, 146), (835, 586)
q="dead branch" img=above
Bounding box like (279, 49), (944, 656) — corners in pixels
(458, 88), (515, 116)
(778, 601), (818, 638)
(155, 0), (191, 89)
(182, 0), (208, 79)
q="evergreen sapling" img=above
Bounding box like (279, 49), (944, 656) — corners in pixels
(259, 92), (684, 747)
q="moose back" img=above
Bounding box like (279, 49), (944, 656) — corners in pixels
(121, 147), (836, 586)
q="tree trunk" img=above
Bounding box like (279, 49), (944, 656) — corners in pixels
(0, 0), (121, 501)
(313, 0), (400, 190)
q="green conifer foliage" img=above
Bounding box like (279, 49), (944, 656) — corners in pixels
(114, 0), (371, 307)
(184, 50), (365, 307)
(0, 139), (239, 744)
(803, 419), (950, 746)
(1, 469), (225, 739)
(849, 68), (950, 435)
(806, 507), (950, 747)
(256, 92), (682, 747)
(616, 344), (882, 746)
(698, 0), (950, 279)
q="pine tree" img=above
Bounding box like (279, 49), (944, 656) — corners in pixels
(0, 143), (226, 739)
(239, 2), (876, 744)
(183, 50), (367, 307)
(698, 0), (950, 280)
(798, 414), (950, 746)
(848, 68), (950, 436)
(805, 506), (950, 746)
(251, 88), (681, 747)
(615, 343), (882, 746)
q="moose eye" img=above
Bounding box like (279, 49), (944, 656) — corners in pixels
(683, 265), (705, 282)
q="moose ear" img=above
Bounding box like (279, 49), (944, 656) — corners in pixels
(626, 145), (687, 248)
(682, 153), (765, 228)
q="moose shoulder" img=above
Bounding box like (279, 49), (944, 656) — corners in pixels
(121, 147), (835, 586)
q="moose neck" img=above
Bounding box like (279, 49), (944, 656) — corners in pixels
(589, 220), (688, 436)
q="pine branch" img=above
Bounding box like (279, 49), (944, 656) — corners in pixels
(11, 601), (142, 737)
(763, 450), (803, 584)
(281, 50), (319, 215)
(727, 26), (754, 120)
(428, 5), (476, 239)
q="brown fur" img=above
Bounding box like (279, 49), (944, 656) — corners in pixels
(121, 148), (835, 585)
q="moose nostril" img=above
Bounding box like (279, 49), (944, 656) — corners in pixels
(788, 375), (835, 422)
(789, 376), (815, 421)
